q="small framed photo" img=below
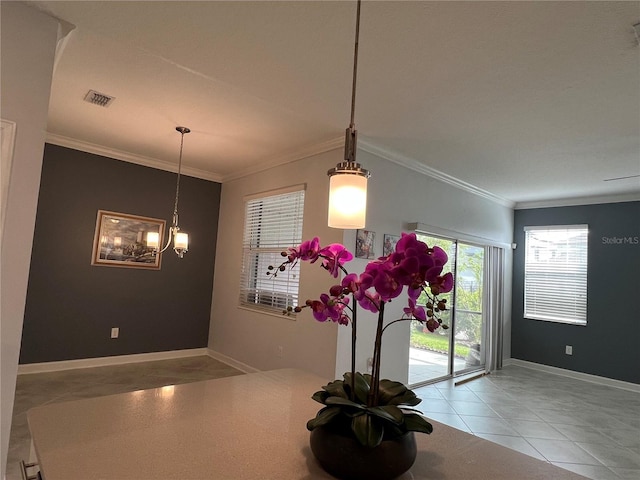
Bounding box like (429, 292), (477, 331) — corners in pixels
(383, 234), (400, 256)
(91, 210), (165, 269)
(355, 229), (375, 259)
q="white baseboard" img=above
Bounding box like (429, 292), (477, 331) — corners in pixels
(505, 358), (640, 393)
(17, 348), (209, 375)
(205, 349), (260, 374)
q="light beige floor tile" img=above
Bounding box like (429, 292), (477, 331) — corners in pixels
(551, 462), (621, 480)
(526, 438), (603, 465)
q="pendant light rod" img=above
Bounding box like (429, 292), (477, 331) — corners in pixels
(344, 0), (362, 164)
(349, 0), (361, 129)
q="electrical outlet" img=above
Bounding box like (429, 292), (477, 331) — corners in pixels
(565, 345), (572, 355)
(111, 327), (119, 339)
(277, 346), (284, 358)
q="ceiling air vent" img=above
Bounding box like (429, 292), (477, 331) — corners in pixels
(84, 90), (115, 107)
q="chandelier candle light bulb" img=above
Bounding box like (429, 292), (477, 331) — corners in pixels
(174, 232), (188, 251)
(146, 231), (159, 249)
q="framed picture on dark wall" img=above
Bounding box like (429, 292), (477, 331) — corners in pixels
(91, 210), (165, 269)
(355, 229), (375, 259)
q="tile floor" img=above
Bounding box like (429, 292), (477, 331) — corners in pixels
(6, 357), (640, 480)
(408, 347), (467, 384)
(413, 366), (640, 480)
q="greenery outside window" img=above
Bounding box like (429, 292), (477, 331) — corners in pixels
(524, 225), (588, 325)
(239, 186), (305, 315)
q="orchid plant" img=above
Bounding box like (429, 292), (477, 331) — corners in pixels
(268, 232), (453, 448)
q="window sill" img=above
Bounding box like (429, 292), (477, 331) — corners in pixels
(237, 305), (297, 321)
(524, 316), (586, 326)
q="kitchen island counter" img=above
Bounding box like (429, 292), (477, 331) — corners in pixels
(28, 368), (587, 479)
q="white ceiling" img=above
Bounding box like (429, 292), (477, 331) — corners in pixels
(28, 1), (640, 207)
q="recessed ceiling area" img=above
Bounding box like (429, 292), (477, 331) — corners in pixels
(28, 0), (640, 206)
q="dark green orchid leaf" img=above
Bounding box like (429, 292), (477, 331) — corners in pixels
(377, 379), (410, 404)
(306, 406), (342, 430)
(400, 407), (424, 414)
(322, 380), (349, 399)
(325, 396), (366, 410)
(351, 412), (384, 448)
(367, 405), (404, 425)
(311, 390), (330, 404)
(343, 372), (370, 404)
(385, 389), (422, 407)
(403, 413), (433, 435)
(386, 423), (405, 437)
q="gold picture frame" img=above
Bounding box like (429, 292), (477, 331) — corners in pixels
(91, 210), (165, 269)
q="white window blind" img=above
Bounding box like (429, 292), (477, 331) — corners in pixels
(524, 225), (588, 325)
(239, 188), (305, 315)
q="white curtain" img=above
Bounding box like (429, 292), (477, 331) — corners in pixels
(484, 246), (505, 371)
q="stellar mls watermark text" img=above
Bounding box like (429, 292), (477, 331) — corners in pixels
(601, 236), (639, 245)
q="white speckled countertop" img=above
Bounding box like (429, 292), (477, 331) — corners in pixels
(28, 368), (587, 480)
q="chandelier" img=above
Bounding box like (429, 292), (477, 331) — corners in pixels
(146, 126), (190, 258)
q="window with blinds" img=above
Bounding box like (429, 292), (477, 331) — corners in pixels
(239, 187), (305, 315)
(524, 225), (588, 325)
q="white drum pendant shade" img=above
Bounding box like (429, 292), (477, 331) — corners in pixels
(328, 173), (368, 229)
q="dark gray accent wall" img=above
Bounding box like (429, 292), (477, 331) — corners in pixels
(20, 144), (221, 364)
(512, 201), (640, 384)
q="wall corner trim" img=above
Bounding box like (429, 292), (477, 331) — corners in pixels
(206, 349), (261, 374)
(507, 358), (640, 393)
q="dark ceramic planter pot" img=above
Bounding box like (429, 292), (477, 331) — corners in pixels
(310, 426), (417, 480)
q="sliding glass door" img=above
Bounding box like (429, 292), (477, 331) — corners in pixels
(408, 235), (486, 386)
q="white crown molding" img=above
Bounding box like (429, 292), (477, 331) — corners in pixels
(46, 131), (634, 211)
(515, 192), (640, 210)
(504, 358), (640, 393)
(358, 140), (516, 209)
(45, 133), (223, 182)
(17, 348), (210, 375)
(221, 136), (344, 183)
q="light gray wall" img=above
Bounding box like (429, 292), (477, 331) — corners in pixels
(210, 146), (514, 384)
(0, 3), (59, 475)
(209, 149), (344, 380)
(334, 151), (515, 383)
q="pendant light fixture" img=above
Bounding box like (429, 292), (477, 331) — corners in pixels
(147, 126), (190, 258)
(327, 0), (371, 229)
